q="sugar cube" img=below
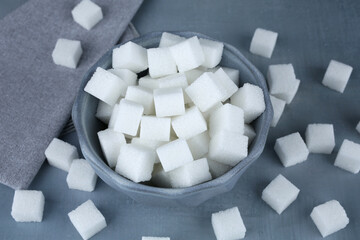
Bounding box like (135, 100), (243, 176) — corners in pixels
(169, 36), (205, 72)
(151, 164), (171, 188)
(261, 174), (300, 214)
(45, 138), (79, 172)
(116, 144), (156, 182)
(230, 83), (265, 123)
(274, 132), (309, 167)
(97, 129), (126, 168)
(322, 60), (353, 93)
(66, 159), (97, 192)
(68, 200), (106, 240)
(209, 103), (244, 137)
(207, 158), (231, 178)
(71, 0), (103, 30)
(148, 47), (177, 78)
(159, 32), (185, 48)
(113, 99), (144, 136)
(211, 207), (246, 240)
(158, 73), (190, 103)
(214, 67), (240, 86)
(11, 190), (45, 222)
(172, 106), (207, 139)
(84, 67), (127, 105)
(187, 131), (210, 159)
(140, 116), (171, 141)
(125, 86), (155, 115)
(142, 237), (170, 240)
(184, 68), (206, 85)
(108, 103), (120, 129)
(305, 124), (335, 154)
(199, 38), (224, 68)
(334, 139), (360, 174)
(270, 95), (286, 127)
(213, 68), (238, 102)
(139, 75), (160, 89)
(107, 68), (137, 86)
(208, 131), (248, 166)
(244, 124), (256, 144)
(310, 200), (349, 237)
(153, 88), (185, 117)
(156, 139), (194, 172)
(250, 28), (278, 58)
(168, 158), (212, 188)
(112, 41), (148, 73)
(95, 101), (114, 124)
(131, 138), (165, 163)
(52, 38), (83, 69)
(202, 102), (223, 120)
(356, 121), (360, 134)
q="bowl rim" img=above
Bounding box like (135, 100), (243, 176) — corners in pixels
(72, 31), (273, 199)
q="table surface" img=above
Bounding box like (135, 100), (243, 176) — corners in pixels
(1, 0), (360, 239)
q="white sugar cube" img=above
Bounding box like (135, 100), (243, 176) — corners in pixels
(209, 103), (244, 137)
(207, 159), (231, 178)
(230, 83), (265, 123)
(214, 68), (238, 102)
(148, 47), (177, 78)
(45, 138), (79, 172)
(113, 99), (144, 136)
(125, 86), (155, 115)
(244, 124), (256, 144)
(209, 131), (248, 166)
(310, 200), (349, 237)
(261, 174), (300, 214)
(156, 139), (194, 172)
(139, 75), (160, 89)
(169, 36), (205, 72)
(112, 41), (148, 73)
(185, 72), (223, 112)
(202, 102), (223, 120)
(95, 101), (114, 124)
(151, 164), (171, 188)
(250, 28), (278, 58)
(116, 144), (156, 182)
(187, 131), (210, 159)
(68, 200), (106, 240)
(132, 138), (165, 164)
(107, 68), (137, 86)
(221, 67), (240, 86)
(305, 124), (335, 154)
(158, 73), (191, 103)
(211, 207), (246, 240)
(334, 139), (360, 174)
(159, 32), (185, 48)
(108, 103), (120, 129)
(168, 158), (212, 188)
(11, 190), (45, 222)
(84, 67), (127, 105)
(140, 116), (171, 141)
(356, 121), (360, 134)
(322, 60), (353, 93)
(184, 68), (206, 85)
(97, 129), (126, 168)
(274, 132), (309, 167)
(199, 38), (224, 68)
(142, 237), (170, 240)
(52, 38), (83, 69)
(66, 159), (97, 192)
(71, 0), (103, 30)
(172, 106), (207, 139)
(153, 88), (185, 117)
(270, 95), (286, 127)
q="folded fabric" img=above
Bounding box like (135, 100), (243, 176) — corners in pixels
(0, 0), (143, 189)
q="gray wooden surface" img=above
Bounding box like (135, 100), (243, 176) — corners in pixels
(0, 0), (360, 239)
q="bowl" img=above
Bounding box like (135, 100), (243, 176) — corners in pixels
(72, 31), (273, 207)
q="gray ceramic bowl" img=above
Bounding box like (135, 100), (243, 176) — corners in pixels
(72, 31), (273, 207)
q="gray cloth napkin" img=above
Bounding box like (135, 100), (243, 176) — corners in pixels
(0, 0), (143, 190)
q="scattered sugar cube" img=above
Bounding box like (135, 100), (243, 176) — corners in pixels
(187, 131), (210, 159)
(132, 138), (165, 163)
(209, 103), (244, 137)
(250, 28), (278, 58)
(334, 139), (360, 174)
(199, 38), (224, 68)
(156, 139), (194, 172)
(71, 0), (103, 30)
(84, 67), (127, 105)
(305, 124), (335, 154)
(213, 68), (238, 102)
(116, 144), (156, 182)
(261, 174), (300, 214)
(125, 86), (155, 115)
(172, 106), (207, 139)
(357, 121), (360, 134)
(231, 83), (265, 123)
(112, 41), (148, 73)
(168, 158), (212, 188)
(159, 32), (185, 48)
(274, 132), (309, 167)
(148, 47), (177, 78)
(11, 190), (45, 222)
(140, 116), (171, 141)
(185, 72), (223, 112)
(52, 38), (83, 69)
(66, 159), (97, 192)
(95, 101), (114, 124)
(142, 237), (170, 240)
(97, 129), (126, 168)
(45, 138), (79, 172)
(207, 158), (231, 178)
(153, 88), (185, 117)
(270, 95), (286, 127)
(151, 164), (171, 188)
(169, 36), (205, 72)
(139, 75), (160, 89)
(208, 131), (248, 166)
(68, 200), (106, 240)
(184, 68), (206, 85)
(322, 60), (353, 93)
(107, 68), (137, 86)
(310, 200), (349, 238)
(244, 124), (256, 144)
(113, 99), (144, 136)
(211, 207), (246, 240)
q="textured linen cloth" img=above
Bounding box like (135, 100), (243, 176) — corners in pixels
(0, 0), (143, 189)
